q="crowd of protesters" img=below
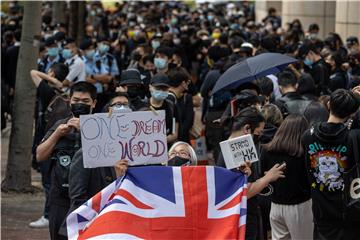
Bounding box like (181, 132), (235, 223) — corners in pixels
(1, 1), (360, 240)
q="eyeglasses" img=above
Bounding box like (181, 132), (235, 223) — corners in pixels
(169, 151), (191, 159)
(110, 102), (129, 107)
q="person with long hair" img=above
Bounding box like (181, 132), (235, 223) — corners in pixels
(260, 114), (312, 240)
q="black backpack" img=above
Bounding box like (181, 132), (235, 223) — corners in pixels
(44, 93), (72, 132)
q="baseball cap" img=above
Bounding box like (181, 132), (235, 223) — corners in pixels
(45, 36), (56, 47)
(63, 37), (75, 46)
(150, 73), (170, 87)
(79, 39), (93, 50)
(347, 36), (359, 47)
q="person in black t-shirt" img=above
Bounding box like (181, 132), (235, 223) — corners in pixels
(147, 73), (179, 145)
(325, 51), (348, 92)
(167, 67), (194, 143)
(116, 69), (148, 111)
(36, 82), (97, 240)
(298, 40), (330, 95)
(29, 63), (69, 229)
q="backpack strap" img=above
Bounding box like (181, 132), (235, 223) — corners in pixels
(107, 54), (114, 75)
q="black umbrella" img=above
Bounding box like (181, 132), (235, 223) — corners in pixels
(212, 53), (298, 94)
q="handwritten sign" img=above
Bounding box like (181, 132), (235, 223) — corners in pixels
(80, 110), (168, 168)
(219, 134), (258, 169)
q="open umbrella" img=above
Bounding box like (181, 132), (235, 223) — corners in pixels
(212, 53), (297, 94)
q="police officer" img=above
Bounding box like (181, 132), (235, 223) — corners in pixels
(36, 82), (97, 240)
(95, 36), (120, 78)
(38, 36), (64, 73)
(62, 38), (86, 88)
(80, 39), (110, 112)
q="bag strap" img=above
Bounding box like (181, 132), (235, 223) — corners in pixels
(350, 131), (360, 165)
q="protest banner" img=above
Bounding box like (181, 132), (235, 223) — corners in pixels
(80, 110), (168, 168)
(220, 134), (258, 169)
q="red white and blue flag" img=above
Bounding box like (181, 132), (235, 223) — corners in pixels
(67, 166), (248, 240)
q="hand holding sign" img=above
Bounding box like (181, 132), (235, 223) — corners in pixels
(220, 134), (258, 169)
(80, 110), (168, 168)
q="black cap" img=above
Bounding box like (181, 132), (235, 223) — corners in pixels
(45, 36), (56, 47)
(80, 39), (93, 50)
(54, 31), (65, 42)
(150, 73), (170, 87)
(297, 39), (317, 59)
(347, 36), (359, 46)
(63, 37), (75, 46)
(120, 69), (142, 85)
(97, 35), (110, 43)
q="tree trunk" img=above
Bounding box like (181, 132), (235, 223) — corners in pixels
(52, 1), (66, 25)
(1, 2), (42, 192)
(77, 1), (86, 46)
(69, 2), (78, 40)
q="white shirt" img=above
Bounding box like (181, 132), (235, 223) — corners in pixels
(65, 55), (86, 83)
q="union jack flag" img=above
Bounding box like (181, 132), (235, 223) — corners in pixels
(67, 166), (248, 239)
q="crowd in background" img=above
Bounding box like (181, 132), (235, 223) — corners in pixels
(1, 1), (360, 240)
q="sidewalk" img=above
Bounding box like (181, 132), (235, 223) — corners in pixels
(1, 126), (49, 240)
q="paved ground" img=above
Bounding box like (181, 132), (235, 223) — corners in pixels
(1, 126), (50, 240)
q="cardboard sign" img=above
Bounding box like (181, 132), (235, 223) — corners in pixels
(80, 110), (168, 168)
(219, 134), (258, 169)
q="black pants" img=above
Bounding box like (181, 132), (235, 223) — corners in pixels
(40, 160), (52, 219)
(314, 223), (360, 240)
(49, 204), (69, 240)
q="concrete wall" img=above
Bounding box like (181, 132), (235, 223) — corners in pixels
(281, 1), (336, 38)
(335, 0), (360, 40)
(255, 1), (282, 24)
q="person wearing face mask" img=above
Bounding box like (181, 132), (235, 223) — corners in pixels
(62, 38), (86, 88)
(38, 36), (64, 74)
(80, 39), (112, 112)
(167, 68), (194, 143)
(154, 46), (174, 74)
(58, 93), (130, 238)
(217, 106), (278, 240)
(107, 92), (132, 113)
(167, 141), (198, 166)
(348, 50), (360, 77)
(28, 63), (69, 229)
(94, 37), (120, 79)
(325, 51), (348, 92)
(307, 23), (320, 40)
(116, 69), (148, 111)
(36, 82), (97, 240)
(147, 73), (179, 145)
(298, 40), (330, 95)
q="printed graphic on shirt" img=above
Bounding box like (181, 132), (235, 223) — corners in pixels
(307, 143), (348, 192)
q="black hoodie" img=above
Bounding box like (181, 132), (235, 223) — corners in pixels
(302, 122), (357, 225)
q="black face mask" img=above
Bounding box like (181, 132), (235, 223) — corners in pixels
(127, 86), (146, 99)
(168, 62), (178, 70)
(253, 134), (260, 145)
(71, 103), (91, 117)
(168, 156), (191, 166)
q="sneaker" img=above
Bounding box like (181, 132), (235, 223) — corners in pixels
(29, 216), (49, 228)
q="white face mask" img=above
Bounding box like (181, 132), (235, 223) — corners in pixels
(112, 104), (132, 113)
